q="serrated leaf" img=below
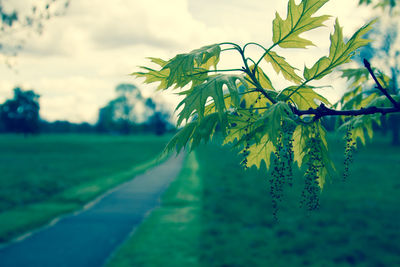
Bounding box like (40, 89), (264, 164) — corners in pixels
(246, 134), (276, 169)
(338, 114), (381, 147)
(282, 86), (331, 109)
(176, 74), (245, 126)
(240, 91), (275, 110)
(341, 68), (370, 87)
(343, 93), (377, 110)
(253, 102), (295, 144)
(164, 113), (220, 154)
(293, 123), (334, 188)
(239, 65), (276, 109)
(162, 44), (221, 88)
(249, 65), (275, 90)
(264, 51), (302, 84)
(304, 19), (376, 80)
(273, 0), (330, 48)
(164, 122), (197, 154)
(133, 57), (170, 90)
(224, 110), (257, 145)
(190, 113), (220, 149)
(133, 44), (221, 90)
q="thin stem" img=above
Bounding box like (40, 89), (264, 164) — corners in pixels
(221, 48), (239, 52)
(243, 42), (268, 53)
(187, 68), (244, 77)
(246, 57), (257, 66)
(237, 46), (277, 104)
(219, 42), (242, 49)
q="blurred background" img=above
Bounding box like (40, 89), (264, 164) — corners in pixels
(0, 0), (399, 266)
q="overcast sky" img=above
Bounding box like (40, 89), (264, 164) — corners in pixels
(0, 0), (374, 123)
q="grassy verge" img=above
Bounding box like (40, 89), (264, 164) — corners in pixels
(197, 134), (400, 267)
(107, 134), (400, 266)
(0, 134), (170, 243)
(106, 152), (201, 267)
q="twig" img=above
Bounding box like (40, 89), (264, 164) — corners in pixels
(293, 103), (400, 118)
(363, 59), (400, 109)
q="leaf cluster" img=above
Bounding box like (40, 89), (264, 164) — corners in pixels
(132, 0), (386, 202)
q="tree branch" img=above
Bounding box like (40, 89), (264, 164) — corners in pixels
(363, 59), (400, 109)
(292, 103), (400, 119)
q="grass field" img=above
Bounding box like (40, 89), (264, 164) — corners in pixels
(0, 134), (170, 243)
(108, 133), (400, 266)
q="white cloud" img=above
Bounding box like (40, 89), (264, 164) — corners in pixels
(0, 0), (375, 122)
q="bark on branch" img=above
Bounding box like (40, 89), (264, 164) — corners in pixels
(292, 103), (400, 119)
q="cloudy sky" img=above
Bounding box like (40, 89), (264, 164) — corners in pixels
(0, 0), (374, 123)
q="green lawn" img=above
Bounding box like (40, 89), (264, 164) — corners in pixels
(0, 134), (170, 243)
(108, 133), (400, 266)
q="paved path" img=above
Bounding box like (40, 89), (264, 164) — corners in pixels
(0, 154), (184, 267)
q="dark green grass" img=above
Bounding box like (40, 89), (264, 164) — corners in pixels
(108, 134), (400, 267)
(0, 134), (170, 242)
(197, 134), (400, 267)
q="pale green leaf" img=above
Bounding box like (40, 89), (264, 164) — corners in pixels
(162, 44), (221, 88)
(282, 86), (331, 109)
(273, 0), (330, 48)
(304, 19), (376, 80)
(264, 51), (302, 84)
(133, 44), (221, 90)
(246, 134), (275, 169)
(248, 65), (275, 90)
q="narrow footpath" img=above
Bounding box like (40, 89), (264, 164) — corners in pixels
(0, 154), (184, 267)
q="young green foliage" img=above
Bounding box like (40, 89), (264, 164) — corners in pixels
(132, 0), (391, 214)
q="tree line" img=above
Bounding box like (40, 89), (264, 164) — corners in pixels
(0, 83), (173, 135)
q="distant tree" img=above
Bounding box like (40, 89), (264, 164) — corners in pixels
(0, 0), (69, 65)
(146, 112), (170, 135)
(0, 87), (40, 134)
(97, 83), (172, 135)
(40, 120), (95, 133)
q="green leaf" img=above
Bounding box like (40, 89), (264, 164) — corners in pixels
(273, 0), (330, 48)
(341, 68), (370, 87)
(304, 19), (376, 80)
(190, 113), (220, 149)
(164, 122), (197, 154)
(246, 134), (275, 169)
(293, 123), (334, 188)
(339, 115), (379, 146)
(133, 44), (221, 90)
(264, 51), (302, 84)
(164, 113), (220, 154)
(162, 44), (221, 88)
(249, 65), (275, 90)
(281, 86), (331, 109)
(176, 74), (245, 126)
(133, 58), (170, 90)
(253, 102), (295, 144)
(224, 110), (257, 145)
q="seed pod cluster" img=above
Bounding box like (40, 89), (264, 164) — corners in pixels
(343, 125), (356, 181)
(240, 105), (254, 170)
(269, 122), (295, 220)
(301, 125), (322, 211)
(270, 131), (286, 220)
